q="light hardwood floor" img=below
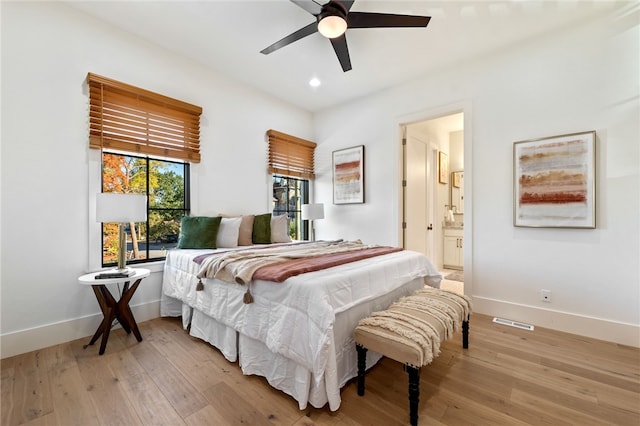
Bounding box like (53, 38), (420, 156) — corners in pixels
(2, 314), (639, 425)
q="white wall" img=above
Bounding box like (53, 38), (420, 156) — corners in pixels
(313, 8), (639, 346)
(450, 131), (464, 173)
(0, 2), (313, 358)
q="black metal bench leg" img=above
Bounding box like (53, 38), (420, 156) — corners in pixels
(356, 344), (368, 396)
(462, 317), (470, 349)
(407, 365), (420, 426)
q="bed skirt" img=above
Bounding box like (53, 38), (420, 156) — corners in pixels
(160, 277), (425, 410)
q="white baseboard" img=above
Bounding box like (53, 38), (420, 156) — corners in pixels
(0, 300), (161, 359)
(4, 297), (637, 358)
(473, 296), (640, 348)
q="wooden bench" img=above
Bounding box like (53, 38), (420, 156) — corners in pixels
(354, 287), (472, 426)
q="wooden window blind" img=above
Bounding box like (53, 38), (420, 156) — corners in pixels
(267, 129), (317, 180)
(87, 73), (203, 163)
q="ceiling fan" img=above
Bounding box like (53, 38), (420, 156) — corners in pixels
(260, 0), (431, 72)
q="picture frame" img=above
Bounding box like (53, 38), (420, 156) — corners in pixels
(513, 130), (596, 228)
(438, 151), (449, 184)
(452, 171), (461, 188)
(333, 145), (365, 204)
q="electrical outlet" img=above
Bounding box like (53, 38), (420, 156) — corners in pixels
(541, 289), (551, 303)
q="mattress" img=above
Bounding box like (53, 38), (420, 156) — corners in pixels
(161, 244), (441, 410)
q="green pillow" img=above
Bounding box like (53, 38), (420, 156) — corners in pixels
(177, 216), (222, 249)
(252, 213), (272, 244)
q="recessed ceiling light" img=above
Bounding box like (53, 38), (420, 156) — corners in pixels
(309, 77), (321, 87)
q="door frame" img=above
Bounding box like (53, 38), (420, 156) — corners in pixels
(396, 101), (473, 296)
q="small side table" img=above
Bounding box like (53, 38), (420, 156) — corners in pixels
(78, 268), (150, 355)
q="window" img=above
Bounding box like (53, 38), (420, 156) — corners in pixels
(101, 152), (189, 267)
(267, 129), (317, 241)
(273, 175), (308, 240)
(87, 73), (200, 267)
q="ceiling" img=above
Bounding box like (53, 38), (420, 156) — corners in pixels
(66, 0), (626, 112)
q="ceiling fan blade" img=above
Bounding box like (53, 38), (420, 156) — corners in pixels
(347, 12), (431, 29)
(337, 0), (355, 12)
(261, 22), (318, 55)
(330, 34), (352, 72)
(290, 0), (322, 16)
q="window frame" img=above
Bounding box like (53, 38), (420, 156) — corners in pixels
(100, 151), (190, 268)
(272, 174), (309, 241)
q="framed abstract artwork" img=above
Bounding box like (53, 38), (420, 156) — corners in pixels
(438, 151), (449, 184)
(513, 130), (596, 228)
(333, 145), (364, 204)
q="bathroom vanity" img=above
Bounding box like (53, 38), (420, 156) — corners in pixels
(443, 226), (463, 270)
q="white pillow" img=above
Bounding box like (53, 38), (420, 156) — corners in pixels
(271, 214), (292, 243)
(216, 217), (242, 248)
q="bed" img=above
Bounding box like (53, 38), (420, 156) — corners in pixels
(160, 238), (441, 411)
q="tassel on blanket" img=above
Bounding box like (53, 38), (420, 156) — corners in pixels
(243, 287), (254, 304)
(196, 279), (204, 291)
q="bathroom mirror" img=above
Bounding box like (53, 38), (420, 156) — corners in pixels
(450, 171), (464, 214)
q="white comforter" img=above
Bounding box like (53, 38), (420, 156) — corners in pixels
(162, 245), (441, 408)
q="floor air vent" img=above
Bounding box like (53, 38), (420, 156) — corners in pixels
(492, 317), (534, 331)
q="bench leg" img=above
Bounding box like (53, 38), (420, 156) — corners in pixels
(356, 344), (367, 396)
(462, 317), (470, 349)
(407, 365), (420, 426)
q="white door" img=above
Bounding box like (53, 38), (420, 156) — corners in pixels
(404, 134), (434, 259)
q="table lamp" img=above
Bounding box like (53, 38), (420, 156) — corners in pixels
(96, 193), (147, 272)
(301, 203), (324, 241)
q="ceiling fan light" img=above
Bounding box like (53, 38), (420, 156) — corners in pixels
(318, 15), (347, 39)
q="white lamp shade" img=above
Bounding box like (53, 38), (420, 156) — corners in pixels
(96, 193), (147, 223)
(301, 203), (325, 220)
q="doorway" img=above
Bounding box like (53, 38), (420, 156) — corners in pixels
(402, 112), (465, 293)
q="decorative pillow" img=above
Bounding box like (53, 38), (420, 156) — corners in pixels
(252, 213), (272, 244)
(216, 217), (242, 248)
(177, 216), (221, 249)
(271, 214), (291, 243)
(238, 215), (255, 246)
(220, 214), (255, 246)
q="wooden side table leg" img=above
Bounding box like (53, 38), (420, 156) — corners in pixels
(120, 304), (142, 342)
(86, 317), (106, 348)
(98, 286), (118, 355)
(98, 306), (116, 355)
(116, 279), (143, 342)
(85, 285), (118, 355)
(114, 282), (132, 334)
(85, 285), (109, 348)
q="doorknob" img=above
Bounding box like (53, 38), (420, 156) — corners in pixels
(427, 224), (433, 230)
